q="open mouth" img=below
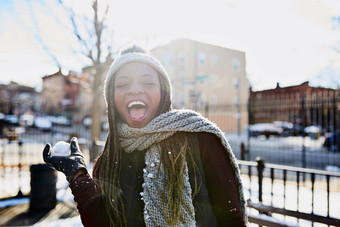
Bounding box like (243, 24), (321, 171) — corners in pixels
(127, 101), (147, 120)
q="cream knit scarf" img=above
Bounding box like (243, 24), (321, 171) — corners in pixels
(117, 109), (246, 226)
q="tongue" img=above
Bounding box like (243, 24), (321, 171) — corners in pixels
(129, 107), (146, 119)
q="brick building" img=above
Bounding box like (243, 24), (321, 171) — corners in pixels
(76, 66), (108, 124)
(41, 70), (80, 114)
(0, 81), (38, 115)
(249, 82), (340, 132)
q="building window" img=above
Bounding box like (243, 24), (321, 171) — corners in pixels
(178, 72), (185, 80)
(178, 52), (185, 64)
(233, 77), (239, 89)
(210, 74), (217, 83)
(161, 55), (173, 66)
(232, 58), (240, 71)
(210, 95), (218, 105)
(256, 93), (262, 99)
(233, 97), (239, 107)
(198, 52), (205, 64)
(210, 54), (218, 64)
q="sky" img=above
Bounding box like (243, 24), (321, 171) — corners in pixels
(0, 0), (339, 91)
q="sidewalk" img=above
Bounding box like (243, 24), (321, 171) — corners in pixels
(0, 200), (81, 226)
(0, 166), (90, 226)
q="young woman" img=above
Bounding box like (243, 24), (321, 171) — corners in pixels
(43, 45), (248, 226)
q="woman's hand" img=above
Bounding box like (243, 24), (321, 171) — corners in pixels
(43, 137), (87, 182)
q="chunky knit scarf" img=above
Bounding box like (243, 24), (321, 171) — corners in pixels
(117, 109), (246, 226)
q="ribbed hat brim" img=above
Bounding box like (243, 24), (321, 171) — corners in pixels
(103, 52), (172, 107)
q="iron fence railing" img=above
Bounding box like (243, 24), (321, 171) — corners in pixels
(238, 158), (340, 226)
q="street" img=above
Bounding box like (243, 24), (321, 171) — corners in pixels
(227, 134), (340, 170)
(0, 126), (339, 199)
(1, 124), (339, 171)
(0, 127), (339, 227)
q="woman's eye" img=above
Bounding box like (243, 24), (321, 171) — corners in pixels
(143, 81), (155, 85)
(116, 83), (128, 88)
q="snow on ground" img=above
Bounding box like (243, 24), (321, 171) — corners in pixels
(1, 160), (338, 226)
(242, 175), (340, 227)
(33, 215), (82, 227)
(0, 164), (95, 226)
(0, 197), (29, 208)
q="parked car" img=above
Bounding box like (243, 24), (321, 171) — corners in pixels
(4, 115), (19, 125)
(83, 117), (92, 129)
(0, 113), (5, 138)
(0, 112), (5, 120)
(83, 117), (109, 131)
(102, 122), (109, 131)
(273, 121), (293, 136)
(19, 114), (35, 127)
(249, 123), (283, 139)
(34, 116), (52, 131)
(323, 131), (340, 152)
(304, 125), (321, 140)
(53, 116), (71, 126)
(290, 124), (305, 136)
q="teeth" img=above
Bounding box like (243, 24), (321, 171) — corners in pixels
(128, 101), (146, 108)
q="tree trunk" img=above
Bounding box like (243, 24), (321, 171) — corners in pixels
(90, 63), (103, 161)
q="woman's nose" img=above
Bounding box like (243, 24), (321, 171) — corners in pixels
(128, 82), (143, 95)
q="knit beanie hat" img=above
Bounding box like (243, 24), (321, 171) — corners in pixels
(103, 45), (172, 108)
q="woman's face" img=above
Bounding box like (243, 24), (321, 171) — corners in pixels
(114, 62), (161, 128)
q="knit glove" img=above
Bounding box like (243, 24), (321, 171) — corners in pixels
(43, 137), (87, 182)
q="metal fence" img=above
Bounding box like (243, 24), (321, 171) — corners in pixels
(0, 119), (339, 199)
(246, 88), (340, 168)
(0, 91), (339, 227)
(239, 158), (340, 226)
(190, 89), (340, 172)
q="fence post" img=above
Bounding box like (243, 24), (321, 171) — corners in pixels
(256, 157), (265, 203)
(240, 142), (246, 160)
(90, 138), (98, 162)
(301, 94), (307, 170)
(16, 140), (23, 198)
(1, 140), (4, 168)
(91, 139), (102, 161)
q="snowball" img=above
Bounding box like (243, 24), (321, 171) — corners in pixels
(51, 141), (71, 156)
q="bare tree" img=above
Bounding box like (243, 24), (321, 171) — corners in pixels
(66, 0), (114, 160)
(29, 0), (115, 160)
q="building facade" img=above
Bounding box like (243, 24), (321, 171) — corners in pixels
(41, 70), (80, 115)
(76, 66), (107, 124)
(151, 38), (249, 133)
(249, 82), (340, 132)
(76, 56), (113, 124)
(0, 81), (38, 115)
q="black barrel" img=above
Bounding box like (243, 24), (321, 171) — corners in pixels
(29, 164), (57, 211)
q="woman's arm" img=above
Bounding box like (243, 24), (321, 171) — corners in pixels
(198, 132), (247, 226)
(43, 139), (110, 227)
(69, 172), (110, 227)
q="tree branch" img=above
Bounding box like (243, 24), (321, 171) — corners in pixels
(26, 2), (62, 68)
